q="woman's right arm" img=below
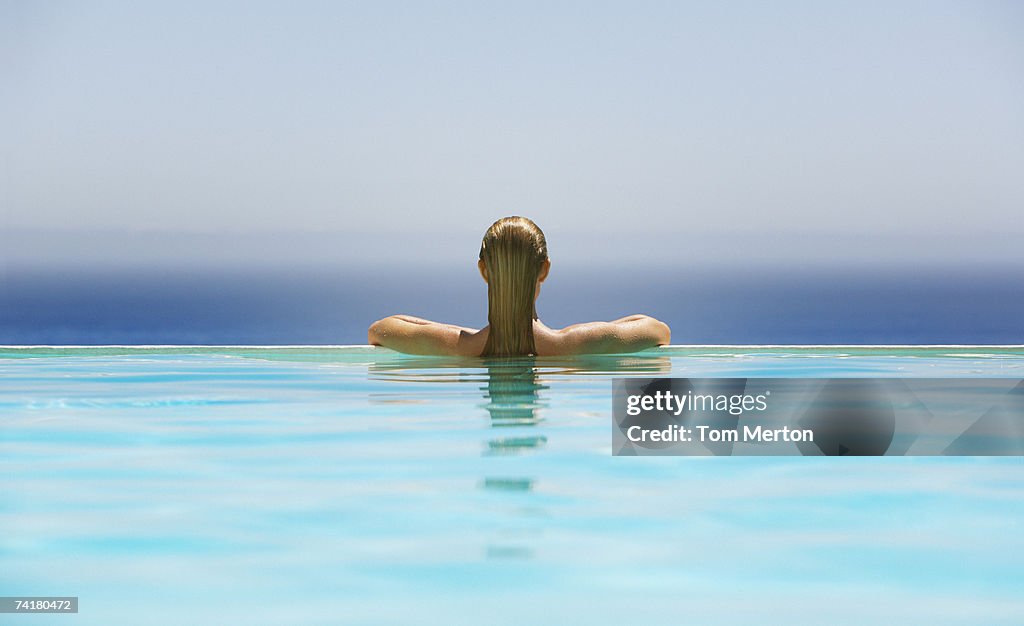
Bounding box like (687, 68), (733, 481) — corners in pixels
(368, 315), (483, 356)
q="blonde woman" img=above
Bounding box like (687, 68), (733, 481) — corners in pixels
(368, 217), (671, 356)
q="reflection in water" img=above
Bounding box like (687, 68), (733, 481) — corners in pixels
(481, 478), (535, 491)
(477, 360), (545, 561)
(485, 437), (545, 456)
(368, 353), (672, 456)
(368, 352), (671, 431)
(480, 359), (547, 430)
(485, 545), (533, 560)
(367, 352), (671, 560)
(367, 352), (672, 381)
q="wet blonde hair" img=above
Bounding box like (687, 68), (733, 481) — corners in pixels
(479, 216), (548, 357)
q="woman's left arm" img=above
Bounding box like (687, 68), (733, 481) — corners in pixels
(368, 315), (481, 356)
(557, 314), (671, 354)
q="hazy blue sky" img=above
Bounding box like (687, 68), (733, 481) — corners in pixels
(3, 1), (1022, 269)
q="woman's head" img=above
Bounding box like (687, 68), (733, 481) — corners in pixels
(478, 216), (550, 357)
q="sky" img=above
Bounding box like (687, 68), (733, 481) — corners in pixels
(2, 0), (1023, 271)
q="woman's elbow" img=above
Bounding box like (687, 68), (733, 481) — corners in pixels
(652, 318), (671, 345)
(367, 317), (392, 345)
(630, 315), (670, 346)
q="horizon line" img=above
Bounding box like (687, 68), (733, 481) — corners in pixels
(3, 345), (1023, 350)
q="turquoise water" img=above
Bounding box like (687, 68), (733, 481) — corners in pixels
(2, 346), (1023, 625)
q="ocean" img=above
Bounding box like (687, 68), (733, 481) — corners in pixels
(1, 265), (1021, 345)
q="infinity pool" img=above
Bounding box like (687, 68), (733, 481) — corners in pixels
(2, 347), (1023, 625)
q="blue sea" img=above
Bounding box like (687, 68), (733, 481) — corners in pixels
(1, 266), (1021, 344)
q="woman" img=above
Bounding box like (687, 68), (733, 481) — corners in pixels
(368, 216), (671, 356)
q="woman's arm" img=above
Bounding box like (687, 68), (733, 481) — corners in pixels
(557, 314), (670, 354)
(367, 315), (484, 356)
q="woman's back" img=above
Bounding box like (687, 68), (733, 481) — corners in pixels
(368, 315), (670, 357)
(367, 217), (670, 356)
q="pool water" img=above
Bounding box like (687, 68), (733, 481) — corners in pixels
(2, 346), (1023, 625)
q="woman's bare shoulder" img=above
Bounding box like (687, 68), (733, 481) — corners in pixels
(533, 321), (605, 356)
(534, 316), (670, 356)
